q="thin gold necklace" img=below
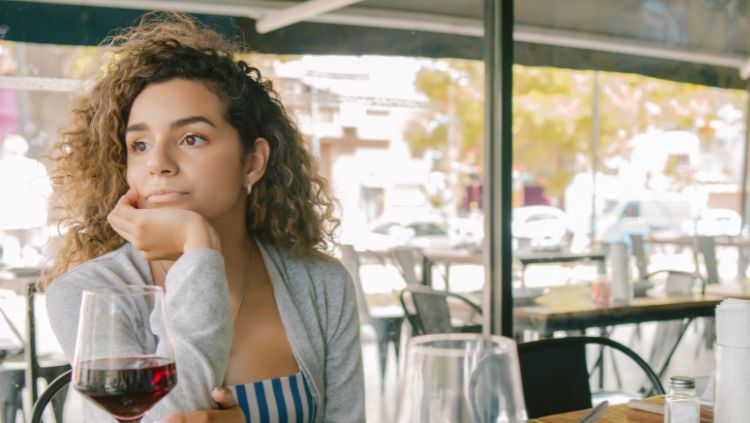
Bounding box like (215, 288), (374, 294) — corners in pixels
(156, 257), (251, 322)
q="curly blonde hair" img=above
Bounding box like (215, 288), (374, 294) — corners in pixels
(41, 12), (339, 288)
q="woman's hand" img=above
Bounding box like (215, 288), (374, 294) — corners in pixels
(155, 387), (244, 423)
(107, 188), (221, 260)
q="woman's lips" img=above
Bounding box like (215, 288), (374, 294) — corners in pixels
(147, 192), (187, 203)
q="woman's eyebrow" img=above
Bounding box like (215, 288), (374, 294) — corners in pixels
(171, 115), (217, 129)
(125, 115), (216, 133)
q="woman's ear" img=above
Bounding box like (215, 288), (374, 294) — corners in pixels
(244, 137), (270, 185)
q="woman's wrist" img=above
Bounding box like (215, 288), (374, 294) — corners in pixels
(183, 216), (221, 253)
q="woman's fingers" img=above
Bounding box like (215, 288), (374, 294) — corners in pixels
(212, 387), (238, 409)
(113, 189), (140, 220)
(123, 187), (140, 207)
(107, 212), (136, 241)
(117, 188), (139, 208)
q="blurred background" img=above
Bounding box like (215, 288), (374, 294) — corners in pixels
(0, 1), (748, 421)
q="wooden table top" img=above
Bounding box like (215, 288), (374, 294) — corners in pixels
(421, 248), (484, 265)
(645, 235), (750, 248)
(515, 250), (606, 265)
(515, 293), (723, 318)
(513, 291), (723, 334)
(530, 396), (712, 422)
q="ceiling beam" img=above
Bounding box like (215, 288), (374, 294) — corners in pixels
(514, 25), (747, 75)
(255, 0), (364, 34)
(13, 0), (750, 79)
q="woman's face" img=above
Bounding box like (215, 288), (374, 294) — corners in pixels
(125, 78), (249, 221)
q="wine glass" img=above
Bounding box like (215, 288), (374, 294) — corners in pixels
(72, 285), (177, 423)
(395, 333), (527, 423)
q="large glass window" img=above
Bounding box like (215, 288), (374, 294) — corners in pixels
(0, 40), (487, 423)
(512, 0), (749, 402)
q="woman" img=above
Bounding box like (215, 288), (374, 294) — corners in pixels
(43, 12), (364, 423)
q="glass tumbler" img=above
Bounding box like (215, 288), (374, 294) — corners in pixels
(395, 333), (527, 423)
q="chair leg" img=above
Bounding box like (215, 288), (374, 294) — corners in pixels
(377, 336), (389, 390)
(0, 366), (25, 423)
(2, 394), (21, 423)
(390, 319), (403, 377)
(51, 386), (69, 422)
(371, 320), (390, 390)
(372, 317), (404, 390)
(700, 317), (715, 354)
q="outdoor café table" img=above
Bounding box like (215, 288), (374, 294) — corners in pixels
(645, 234), (750, 283)
(513, 293), (723, 337)
(421, 248), (483, 288)
(528, 396), (712, 422)
(420, 248), (606, 289)
(513, 292), (723, 379)
(515, 250), (606, 288)
(0, 266), (45, 407)
(645, 234), (750, 249)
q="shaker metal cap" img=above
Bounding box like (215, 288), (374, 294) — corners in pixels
(669, 376), (695, 389)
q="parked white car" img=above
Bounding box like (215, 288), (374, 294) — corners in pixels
(359, 214), (457, 251)
(597, 197), (695, 243)
(512, 206), (573, 251)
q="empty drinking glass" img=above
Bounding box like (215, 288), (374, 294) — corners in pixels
(395, 333), (527, 423)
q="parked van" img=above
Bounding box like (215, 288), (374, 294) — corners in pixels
(597, 197), (695, 244)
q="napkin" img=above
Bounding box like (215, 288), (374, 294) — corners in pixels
(714, 298), (750, 423)
(715, 298), (750, 347)
(609, 242), (632, 304)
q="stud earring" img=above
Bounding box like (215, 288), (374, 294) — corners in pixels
(246, 183), (253, 195)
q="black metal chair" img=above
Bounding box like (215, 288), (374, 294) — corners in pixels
(630, 234), (713, 376)
(0, 362), (70, 423)
(399, 285), (482, 335)
(0, 297), (69, 423)
(630, 234), (701, 293)
(517, 336), (665, 419)
(0, 366), (25, 423)
(391, 246), (422, 286)
(30, 369), (71, 423)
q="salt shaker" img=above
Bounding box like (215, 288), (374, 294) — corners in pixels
(664, 376), (700, 423)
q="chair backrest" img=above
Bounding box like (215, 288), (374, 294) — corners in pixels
(517, 336), (665, 419)
(696, 236), (719, 285)
(399, 286), (482, 335)
(339, 244), (373, 322)
(629, 234), (649, 281)
(392, 247), (421, 285)
(665, 271), (698, 296)
(31, 369), (71, 423)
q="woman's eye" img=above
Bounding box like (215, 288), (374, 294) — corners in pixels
(182, 134), (207, 146)
(130, 141), (148, 152)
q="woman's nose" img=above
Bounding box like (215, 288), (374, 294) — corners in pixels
(147, 143), (178, 175)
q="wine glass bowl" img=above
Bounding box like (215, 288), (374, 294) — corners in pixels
(72, 285), (176, 423)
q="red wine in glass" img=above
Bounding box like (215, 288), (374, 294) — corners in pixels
(74, 355), (177, 423)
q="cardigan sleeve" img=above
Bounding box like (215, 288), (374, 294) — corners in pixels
(46, 247), (233, 422)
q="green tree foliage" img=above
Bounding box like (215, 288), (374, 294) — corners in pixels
(404, 59), (484, 167)
(512, 66), (593, 195)
(406, 60), (746, 199)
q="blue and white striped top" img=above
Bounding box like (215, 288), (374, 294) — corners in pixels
(230, 371), (317, 423)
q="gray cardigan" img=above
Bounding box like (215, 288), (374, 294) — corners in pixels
(46, 242), (365, 422)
